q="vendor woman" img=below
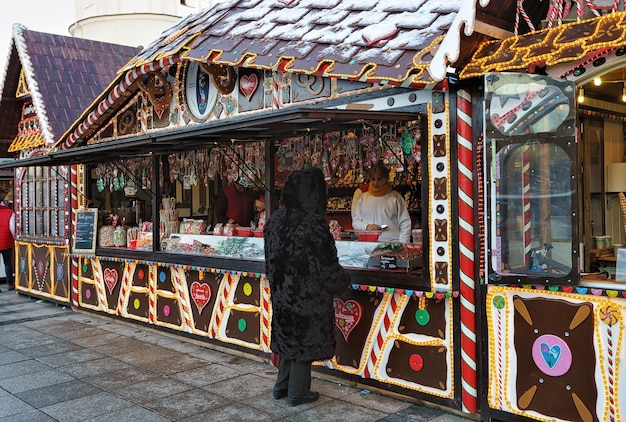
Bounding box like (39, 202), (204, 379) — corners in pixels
(215, 178), (255, 226)
(352, 160), (412, 243)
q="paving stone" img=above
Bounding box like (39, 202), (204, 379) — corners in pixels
(0, 351), (29, 366)
(178, 402), (274, 422)
(15, 379), (103, 408)
(285, 398), (387, 422)
(0, 369), (75, 394)
(58, 356), (132, 378)
(144, 388), (228, 419)
(39, 391), (132, 422)
(35, 348), (106, 368)
(88, 405), (173, 422)
(201, 373), (275, 401)
(0, 408), (57, 421)
(0, 393), (36, 418)
(114, 376), (193, 404)
(82, 366), (160, 391)
(0, 359), (51, 380)
(170, 363), (245, 387)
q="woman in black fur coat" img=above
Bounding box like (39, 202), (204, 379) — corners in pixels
(264, 167), (351, 406)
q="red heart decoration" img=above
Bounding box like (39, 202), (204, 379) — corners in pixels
(334, 299), (362, 342)
(239, 74), (258, 102)
(191, 281), (211, 314)
(104, 268), (118, 295)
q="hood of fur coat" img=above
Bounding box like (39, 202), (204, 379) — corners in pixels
(280, 167), (326, 216)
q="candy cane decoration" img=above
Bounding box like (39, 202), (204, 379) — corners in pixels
(599, 303), (621, 422)
(456, 88), (478, 414)
(172, 267), (194, 332)
(148, 266), (157, 324)
(210, 272), (235, 338)
(515, 0), (536, 35)
(365, 293), (397, 378)
(70, 165), (79, 309)
(117, 261), (134, 316)
(522, 145), (532, 265)
(91, 259), (108, 312)
(272, 73), (281, 110)
(260, 276), (272, 352)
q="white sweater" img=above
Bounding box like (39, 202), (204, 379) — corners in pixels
(352, 190), (412, 243)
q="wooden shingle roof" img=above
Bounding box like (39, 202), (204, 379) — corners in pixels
(0, 25), (140, 152)
(126, 0), (468, 85)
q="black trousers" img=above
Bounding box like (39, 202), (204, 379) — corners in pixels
(0, 248), (13, 285)
(274, 358), (312, 398)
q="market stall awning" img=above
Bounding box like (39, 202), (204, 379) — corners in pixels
(0, 106), (419, 169)
(460, 11), (626, 79)
(57, 0), (517, 151)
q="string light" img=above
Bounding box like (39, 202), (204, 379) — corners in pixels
(578, 87), (585, 103)
(593, 77), (602, 86)
(622, 84), (626, 102)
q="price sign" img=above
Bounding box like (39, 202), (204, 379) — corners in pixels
(379, 255), (397, 270)
(73, 208), (98, 254)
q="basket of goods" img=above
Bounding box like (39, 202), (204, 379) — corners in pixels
(98, 226), (115, 247)
(329, 220), (342, 240)
(180, 219), (206, 234)
(354, 230), (382, 242)
(236, 226), (253, 237)
(223, 221), (237, 236)
(113, 226), (127, 247)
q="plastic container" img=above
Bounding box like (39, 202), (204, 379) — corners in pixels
(594, 235), (612, 249)
(236, 227), (252, 237)
(354, 230), (382, 241)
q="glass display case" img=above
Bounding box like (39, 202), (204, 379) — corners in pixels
(161, 233), (421, 270)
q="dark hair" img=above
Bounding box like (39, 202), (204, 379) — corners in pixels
(369, 160), (390, 179)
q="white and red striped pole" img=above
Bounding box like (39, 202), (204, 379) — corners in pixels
(456, 88), (478, 414)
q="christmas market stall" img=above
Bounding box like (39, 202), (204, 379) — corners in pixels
(10, 0), (626, 421)
(0, 24), (138, 303)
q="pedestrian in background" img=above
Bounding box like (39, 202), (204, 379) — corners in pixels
(0, 191), (15, 291)
(264, 167), (350, 406)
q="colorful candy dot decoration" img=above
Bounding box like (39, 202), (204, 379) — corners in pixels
(163, 305), (171, 317)
(492, 295), (506, 309)
(243, 282), (252, 296)
(238, 318), (247, 332)
(415, 309), (430, 326)
(134, 298), (141, 309)
(409, 353), (424, 371)
(599, 304), (620, 326)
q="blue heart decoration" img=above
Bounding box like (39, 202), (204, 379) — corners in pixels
(540, 342), (561, 369)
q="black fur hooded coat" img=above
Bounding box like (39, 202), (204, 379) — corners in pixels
(264, 167), (351, 362)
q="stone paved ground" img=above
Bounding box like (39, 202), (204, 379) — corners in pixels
(0, 288), (476, 421)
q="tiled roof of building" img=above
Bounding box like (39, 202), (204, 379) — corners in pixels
(0, 25), (140, 151)
(126, 0), (469, 85)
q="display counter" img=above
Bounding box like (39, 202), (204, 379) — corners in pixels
(93, 233), (429, 296)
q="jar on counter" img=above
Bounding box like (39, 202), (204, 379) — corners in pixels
(113, 226), (127, 247)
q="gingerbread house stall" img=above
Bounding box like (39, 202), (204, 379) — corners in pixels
(7, 1), (626, 421)
(0, 24), (139, 304)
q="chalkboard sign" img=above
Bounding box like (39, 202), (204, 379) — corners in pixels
(379, 255), (397, 270)
(73, 208), (98, 254)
